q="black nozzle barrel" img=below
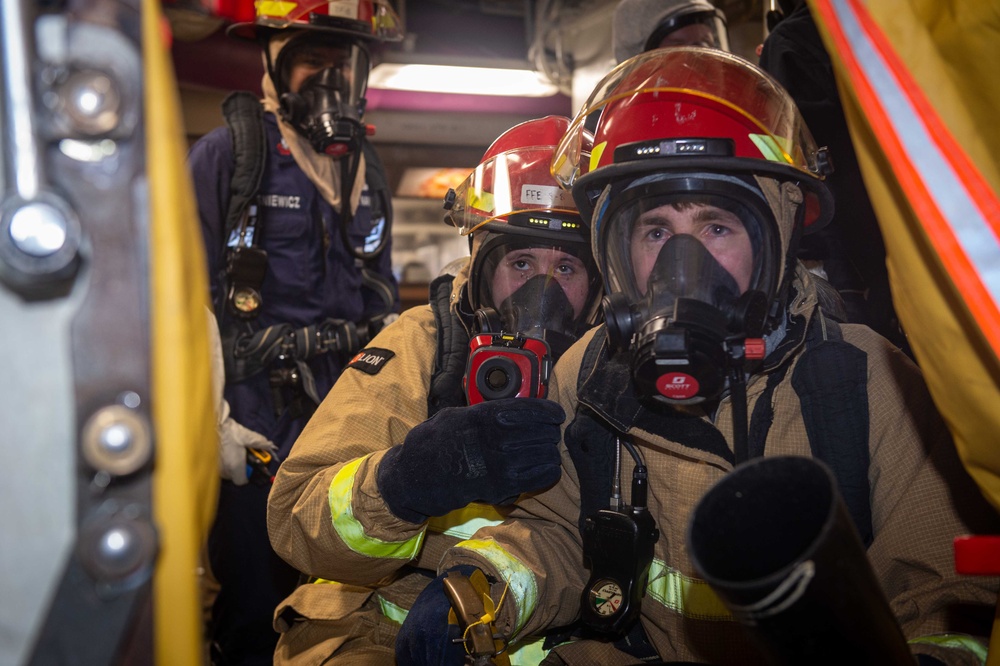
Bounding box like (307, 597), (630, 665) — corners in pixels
(687, 456), (915, 665)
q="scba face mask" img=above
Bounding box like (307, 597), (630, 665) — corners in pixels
(495, 275), (579, 359)
(464, 238), (599, 404)
(276, 35), (371, 156)
(599, 183), (780, 404)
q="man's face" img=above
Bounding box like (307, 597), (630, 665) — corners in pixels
(490, 246), (592, 318)
(630, 201), (753, 294)
(657, 23), (718, 49)
(285, 43), (353, 93)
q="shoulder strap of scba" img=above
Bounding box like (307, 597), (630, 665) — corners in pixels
(427, 274), (471, 417)
(222, 91), (267, 239)
(746, 313), (872, 545)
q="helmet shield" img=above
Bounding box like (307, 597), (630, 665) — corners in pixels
(447, 146), (579, 236)
(275, 32), (369, 102)
(644, 9), (729, 51)
(553, 47), (831, 222)
(613, 0), (729, 62)
(228, 0), (403, 43)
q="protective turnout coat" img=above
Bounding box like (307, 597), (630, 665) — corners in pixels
(189, 111), (397, 457)
(267, 266), (515, 662)
(438, 267), (1000, 666)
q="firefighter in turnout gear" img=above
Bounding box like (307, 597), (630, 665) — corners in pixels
(266, 116), (603, 664)
(395, 49), (1000, 665)
(187, 1), (401, 662)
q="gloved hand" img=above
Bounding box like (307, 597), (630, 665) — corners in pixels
(218, 408), (276, 485)
(377, 397), (565, 523)
(207, 304), (277, 485)
(396, 565), (480, 666)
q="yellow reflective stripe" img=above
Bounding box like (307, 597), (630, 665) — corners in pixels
(308, 579), (410, 627)
(749, 133), (793, 164)
(455, 538), (538, 635)
(646, 559), (732, 621)
(467, 188), (495, 215)
(509, 636), (548, 666)
(909, 634), (988, 664)
(377, 594), (409, 626)
(328, 456), (426, 560)
(590, 141), (608, 173)
(255, 0), (297, 18)
(427, 504), (505, 540)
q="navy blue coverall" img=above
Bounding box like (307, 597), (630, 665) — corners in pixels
(189, 110), (398, 665)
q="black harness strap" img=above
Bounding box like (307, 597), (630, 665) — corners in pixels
(222, 91), (267, 240)
(427, 275), (472, 417)
(791, 317), (873, 546)
(748, 313), (873, 546)
(224, 318), (361, 383)
(568, 330), (626, 535)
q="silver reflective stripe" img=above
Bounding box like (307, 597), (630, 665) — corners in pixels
(646, 558), (732, 620)
(825, 0), (1000, 313)
(454, 538), (538, 634)
(328, 455), (425, 559)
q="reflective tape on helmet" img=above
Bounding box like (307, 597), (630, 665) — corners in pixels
(909, 634), (988, 664)
(426, 504), (505, 540)
(646, 558), (732, 621)
(328, 455), (426, 559)
(454, 538), (538, 635)
(257, 0), (297, 18)
(749, 133), (793, 164)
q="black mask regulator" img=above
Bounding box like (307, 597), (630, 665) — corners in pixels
(279, 67), (368, 157)
(277, 56), (390, 263)
(604, 235), (769, 405)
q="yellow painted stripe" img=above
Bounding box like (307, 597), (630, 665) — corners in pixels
(589, 141), (608, 174)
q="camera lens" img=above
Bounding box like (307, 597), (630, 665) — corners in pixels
(485, 366), (510, 391)
(476, 356), (522, 400)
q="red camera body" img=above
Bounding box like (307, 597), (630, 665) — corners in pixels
(464, 333), (552, 405)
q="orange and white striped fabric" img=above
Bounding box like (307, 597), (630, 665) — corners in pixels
(808, 0), (1000, 660)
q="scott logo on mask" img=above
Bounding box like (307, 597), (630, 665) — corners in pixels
(656, 372), (700, 400)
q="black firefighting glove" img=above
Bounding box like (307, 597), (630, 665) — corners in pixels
(396, 565), (479, 666)
(376, 398), (565, 523)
